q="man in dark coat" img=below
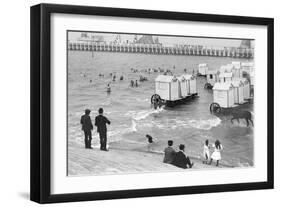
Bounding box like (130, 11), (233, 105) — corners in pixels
(95, 108), (111, 151)
(172, 144), (194, 169)
(80, 109), (93, 149)
(163, 140), (176, 164)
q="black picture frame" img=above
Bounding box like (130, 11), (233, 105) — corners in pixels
(30, 3), (274, 204)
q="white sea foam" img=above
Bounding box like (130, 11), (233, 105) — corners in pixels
(135, 98), (150, 103)
(188, 117), (221, 130)
(131, 120), (137, 132)
(127, 107), (164, 121)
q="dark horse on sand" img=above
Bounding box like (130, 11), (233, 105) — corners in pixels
(230, 110), (253, 127)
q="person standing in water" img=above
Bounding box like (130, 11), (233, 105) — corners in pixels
(202, 139), (210, 164)
(209, 140), (223, 166)
(135, 80), (138, 87)
(95, 108), (111, 151)
(106, 83), (111, 93)
(80, 109), (93, 149)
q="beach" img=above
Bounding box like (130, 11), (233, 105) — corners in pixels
(67, 51), (254, 176)
(68, 137), (221, 176)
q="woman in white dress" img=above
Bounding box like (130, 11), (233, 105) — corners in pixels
(209, 140), (223, 166)
(202, 139), (210, 164)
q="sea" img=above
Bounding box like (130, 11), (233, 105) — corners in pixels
(67, 51), (254, 168)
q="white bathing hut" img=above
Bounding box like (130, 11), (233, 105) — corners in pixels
(231, 80), (244, 104)
(240, 78), (251, 99)
(229, 62), (242, 78)
(220, 64), (233, 73)
(213, 82), (235, 108)
(232, 67), (243, 78)
(177, 76), (188, 97)
(219, 72), (233, 83)
(155, 75), (180, 101)
(250, 71), (254, 86)
(206, 70), (219, 86)
(231, 61), (241, 69)
(198, 63), (208, 76)
(181, 74), (197, 95)
(241, 62), (254, 72)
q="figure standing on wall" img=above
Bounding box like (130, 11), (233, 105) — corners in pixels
(80, 109), (93, 149)
(95, 108), (111, 151)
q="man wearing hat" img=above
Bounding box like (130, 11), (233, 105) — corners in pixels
(80, 109), (94, 149)
(95, 108), (111, 151)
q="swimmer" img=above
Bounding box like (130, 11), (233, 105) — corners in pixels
(146, 134), (153, 143)
(106, 84), (111, 93)
(146, 134), (158, 152)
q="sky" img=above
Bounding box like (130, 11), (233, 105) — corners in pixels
(68, 31), (253, 48)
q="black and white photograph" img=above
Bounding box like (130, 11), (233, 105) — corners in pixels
(67, 31), (255, 176)
(0, 0), (277, 206)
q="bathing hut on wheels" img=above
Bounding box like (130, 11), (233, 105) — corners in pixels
(219, 64), (233, 73)
(151, 74), (198, 108)
(198, 63), (208, 76)
(233, 77), (251, 100)
(231, 80), (244, 104)
(210, 82), (235, 113)
(231, 61), (241, 69)
(205, 70), (219, 89)
(181, 74), (197, 95)
(241, 78), (250, 100)
(241, 62), (254, 75)
(219, 72), (233, 83)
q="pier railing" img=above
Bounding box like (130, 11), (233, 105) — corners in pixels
(68, 42), (254, 58)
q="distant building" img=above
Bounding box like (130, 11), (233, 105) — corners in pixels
(77, 33), (105, 43)
(135, 35), (162, 45)
(240, 40), (253, 49)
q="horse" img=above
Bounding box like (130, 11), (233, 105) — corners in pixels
(230, 110), (253, 127)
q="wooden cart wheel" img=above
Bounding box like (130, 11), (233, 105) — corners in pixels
(210, 102), (221, 114)
(204, 83), (213, 89)
(151, 94), (164, 109)
(151, 94), (161, 104)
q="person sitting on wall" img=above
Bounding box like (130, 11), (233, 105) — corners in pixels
(163, 140), (176, 164)
(172, 144), (194, 169)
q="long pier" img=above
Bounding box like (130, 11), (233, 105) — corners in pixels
(68, 42), (254, 58)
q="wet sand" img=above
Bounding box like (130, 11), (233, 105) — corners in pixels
(68, 139), (230, 176)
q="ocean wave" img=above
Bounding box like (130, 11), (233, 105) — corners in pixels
(126, 108), (164, 121)
(135, 98), (150, 103)
(132, 120), (137, 132)
(188, 117), (221, 130)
